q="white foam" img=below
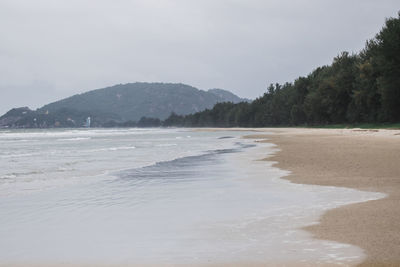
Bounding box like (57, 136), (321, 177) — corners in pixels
(57, 137), (91, 141)
(156, 143), (177, 147)
(0, 152), (41, 159)
(0, 128), (179, 140)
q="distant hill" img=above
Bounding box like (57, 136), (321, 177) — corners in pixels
(0, 107), (119, 128)
(39, 83), (247, 121)
(0, 83), (248, 128)
(208, 88), (250, 103)
(0, 107), (34, 127)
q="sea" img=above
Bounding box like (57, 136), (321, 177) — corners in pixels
(0, 128), (384, 265)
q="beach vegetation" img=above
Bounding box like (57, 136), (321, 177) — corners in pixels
(163, 12), (400, 128)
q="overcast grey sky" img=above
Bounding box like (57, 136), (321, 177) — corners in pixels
(0, 0), (398, 115)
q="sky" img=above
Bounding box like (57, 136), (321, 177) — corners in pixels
(0, 0), (399, 115)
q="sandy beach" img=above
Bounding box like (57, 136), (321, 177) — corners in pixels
(1, 128), (399, 267)
(243, 128), (400, 266)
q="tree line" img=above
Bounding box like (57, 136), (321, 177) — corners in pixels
(163, 12), (400, 127)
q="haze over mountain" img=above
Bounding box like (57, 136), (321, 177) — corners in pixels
(0, 83), (248, 128)
(40, 83), (247, 120)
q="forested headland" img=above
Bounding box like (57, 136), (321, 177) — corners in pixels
(163, 12), (400, 127)
(0, 84), (247, 128)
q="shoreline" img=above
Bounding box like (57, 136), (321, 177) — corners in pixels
(243, 128), (400, 266)
(1, 128), (399, 266)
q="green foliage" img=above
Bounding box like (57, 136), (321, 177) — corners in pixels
(164, 12), (400, 127)
(374, 14), (400, 121)
(137, 117), (161, 127)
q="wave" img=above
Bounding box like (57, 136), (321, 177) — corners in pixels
(0, 174), (17, 180)
(116, 142), (255, 183)
(0, 170), (44, 180)
(156, 143), (177, 147)
(0, 128), (182, 140)
(0, 139), (39, 143)
(0, 152), (41, 159)
(87, 146), (136, 152)
(57, 137), (91, 141)
(218, 136), (234, 139)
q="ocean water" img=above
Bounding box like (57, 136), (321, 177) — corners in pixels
(0, 128), (384, 265)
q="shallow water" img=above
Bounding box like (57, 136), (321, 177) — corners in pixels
(0, 128), (384, 265)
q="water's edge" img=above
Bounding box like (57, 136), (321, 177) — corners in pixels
(244, 134), (386, 266)
(0, 129), (386, 266)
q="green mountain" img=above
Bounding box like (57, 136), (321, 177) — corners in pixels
(39, 83), (247, 121)
(0, 83), (247, 128)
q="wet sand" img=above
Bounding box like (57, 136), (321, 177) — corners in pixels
(245, 128), (400, 266)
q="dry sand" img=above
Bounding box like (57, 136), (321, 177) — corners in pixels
(243, 128), (400, 267)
